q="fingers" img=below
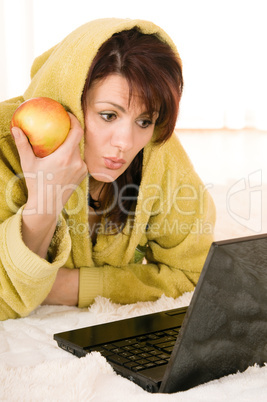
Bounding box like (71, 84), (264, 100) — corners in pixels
(46, 113), (88, 185)
(11, 126), (30, 148)
(59, 112), (84, 152)
(68, 112), (83, 132)
(11, 126), (35, 164)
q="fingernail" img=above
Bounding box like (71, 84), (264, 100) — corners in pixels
(11, 127), (20, 140)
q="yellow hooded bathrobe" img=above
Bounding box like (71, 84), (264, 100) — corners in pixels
(0, 18), (216, 320)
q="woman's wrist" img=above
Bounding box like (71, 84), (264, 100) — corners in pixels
(21, 207), (58, 259)
(42, 267), (79, 306)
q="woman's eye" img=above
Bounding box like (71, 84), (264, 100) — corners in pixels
(137, 119), (153, 129)
(100, 112), (116, 122)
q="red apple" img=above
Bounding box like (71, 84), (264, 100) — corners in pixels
(10, 97), (71, 158)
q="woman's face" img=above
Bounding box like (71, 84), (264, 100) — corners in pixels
(84, 74), (158, 183)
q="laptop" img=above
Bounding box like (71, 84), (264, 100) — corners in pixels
(54, 234), (267, 393)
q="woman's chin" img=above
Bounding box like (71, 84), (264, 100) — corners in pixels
(89, 170), (119, 183)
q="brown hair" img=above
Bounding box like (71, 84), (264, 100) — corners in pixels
(82, 28), (183, 230)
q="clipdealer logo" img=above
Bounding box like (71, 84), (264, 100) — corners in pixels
(226, 170), (262, 233)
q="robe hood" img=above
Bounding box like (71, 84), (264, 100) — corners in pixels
(24, 18), (181, 130)
(20, 18), (183, 225)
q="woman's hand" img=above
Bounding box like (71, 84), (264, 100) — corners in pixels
(11, 113), (88, 258)
(12, 112), (88, 216)
(42, 267), (79, 306)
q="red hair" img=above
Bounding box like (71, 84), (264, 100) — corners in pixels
(82, 28), (183, 230)
(83, 28), (183, 143)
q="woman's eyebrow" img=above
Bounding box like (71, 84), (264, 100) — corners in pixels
(96, 101), (159, 118)
(95, 101), (126, 113)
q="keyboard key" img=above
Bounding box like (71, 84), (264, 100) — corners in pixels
(165, 330), (179, 336)
(128, 355), (140, 361)
(141, 346), (154, 352)
(136, 359), (150, 365)
(147, 356), (159, 362)
(155, 332), (165, 337)
(149, 349), (160, 356)
(108, 354), (130, 365)
(144, 362), (157, 368)
(147, 336), (175, 346)
(132, 365), (146, 372)
(102, 344), (116, 350)
(147, 334), (159, 340)
(158, 353), (170, 360)
(121, 352), (132, 358)
(135, 342), (146, 348)
(114, 339), (138, 347)
(153, 359), (167, 366)
(89, 346), (105, 352)
(139, 352), (150, 358)
(162, 346), (174, 353)
(123, 345), (135, 351)
(124, 362), (140, 369)
(131, 349), (143, 355)
(111, 348), (124, 354)
(99, 350), (114, 358)
(157, 341), (176, 350)
(136, 336), (148, 341)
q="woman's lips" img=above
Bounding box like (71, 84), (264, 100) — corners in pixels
(103, 157), (126, 170)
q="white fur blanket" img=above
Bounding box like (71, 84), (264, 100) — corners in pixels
(1, 294), (267, 402)
(1, 130), (267, 401)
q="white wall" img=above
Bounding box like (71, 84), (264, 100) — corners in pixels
(1, 0), (267, 129)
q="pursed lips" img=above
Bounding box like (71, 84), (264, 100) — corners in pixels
(103, 157), (126, 170)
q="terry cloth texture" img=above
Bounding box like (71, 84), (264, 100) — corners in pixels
(0, 18), (216, 320)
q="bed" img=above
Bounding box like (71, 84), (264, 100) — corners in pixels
(1, 129), (267, 401)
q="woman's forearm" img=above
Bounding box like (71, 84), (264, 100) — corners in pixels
(22, 207), (58, 259)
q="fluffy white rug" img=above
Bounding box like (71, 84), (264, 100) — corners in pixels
(1, 294), (267, 402)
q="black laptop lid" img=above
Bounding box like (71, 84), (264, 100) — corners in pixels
(160, 234), (267, 393)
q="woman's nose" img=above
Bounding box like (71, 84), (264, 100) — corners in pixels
(110, 124), (134, 152)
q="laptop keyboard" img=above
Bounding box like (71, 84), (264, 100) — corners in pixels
(86, 327), (180, 372)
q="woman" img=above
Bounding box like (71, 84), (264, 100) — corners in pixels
(0, 18), (215, 320)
